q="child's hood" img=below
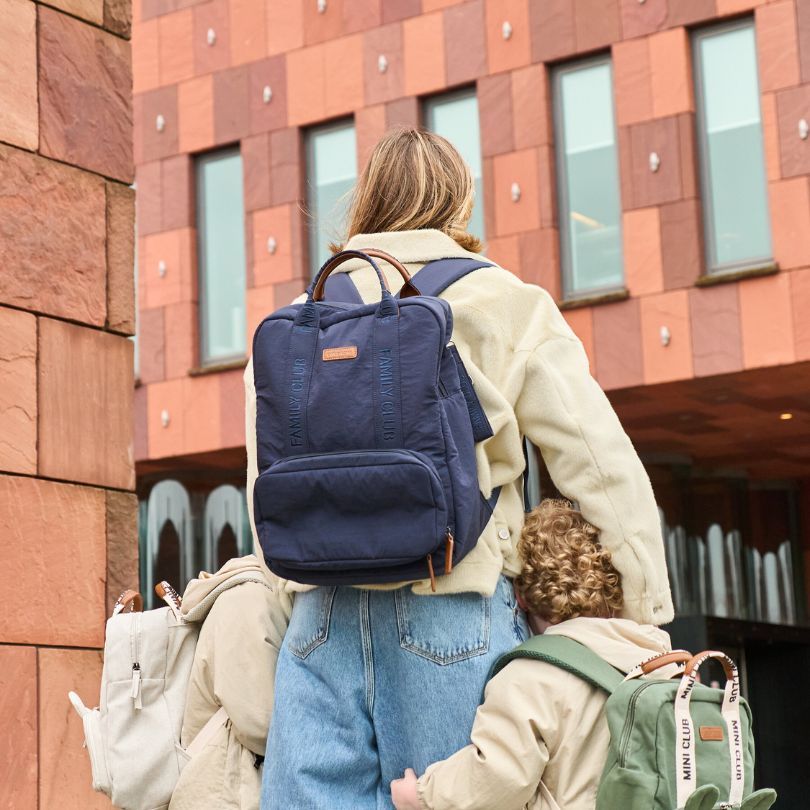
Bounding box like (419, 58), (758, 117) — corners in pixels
(544, 616), (673, 674)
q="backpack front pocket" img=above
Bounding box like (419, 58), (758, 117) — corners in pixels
(254, 449), (449, 582)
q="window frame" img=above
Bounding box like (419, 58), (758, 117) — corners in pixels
(692, 18), (773, 276)
(305, 117), (357, 278)
(552, 54), (625, 301)
(196, 145), (248, 367)
(421, 86), (486, 241)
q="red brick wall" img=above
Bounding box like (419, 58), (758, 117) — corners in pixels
(132, 0), (810, 466)
(0, 0), (135, 806)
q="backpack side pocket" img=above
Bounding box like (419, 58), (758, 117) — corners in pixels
(69, 692), (111, 795)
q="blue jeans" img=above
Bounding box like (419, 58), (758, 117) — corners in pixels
(261, 575), (528, 809)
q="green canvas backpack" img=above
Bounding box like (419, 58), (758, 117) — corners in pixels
(491, 637), (777, 810)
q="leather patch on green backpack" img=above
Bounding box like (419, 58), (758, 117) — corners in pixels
(699, 726), (724, 742)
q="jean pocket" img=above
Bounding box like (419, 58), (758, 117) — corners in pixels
(286, 587), (337, 660)
(395, 588), (491, 665)
(499, 575), (529, 644)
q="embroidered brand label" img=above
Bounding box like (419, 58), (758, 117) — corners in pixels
(379, 347), (396, 441)
(289, 357), (306, 446)
(323, 346), (358, 361)
(700, 726), (724, 742)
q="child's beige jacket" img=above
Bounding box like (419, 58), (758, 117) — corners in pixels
(245, 229), (673, 625)
(169, 559), (292, 810)
(417, 617), (676, 810)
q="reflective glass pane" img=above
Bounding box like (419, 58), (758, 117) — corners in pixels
(307, 121), (357, 274)
(424, 90), (485, 240)
(197, 149), (247, 362)
(556, 61), (623, 295)
(696, 24), (771, 269)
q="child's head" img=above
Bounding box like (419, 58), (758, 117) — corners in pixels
(515, 499), (624, 625)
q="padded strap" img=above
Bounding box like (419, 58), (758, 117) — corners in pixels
(400, 257), (493, 298)
(490, 635), (624, 695)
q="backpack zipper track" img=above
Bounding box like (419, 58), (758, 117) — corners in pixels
(618, 681), (656, 767)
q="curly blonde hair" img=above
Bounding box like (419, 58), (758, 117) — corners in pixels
(514, 499), (624, 624)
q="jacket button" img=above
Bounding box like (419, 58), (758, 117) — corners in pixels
(498, 528), (510, 541)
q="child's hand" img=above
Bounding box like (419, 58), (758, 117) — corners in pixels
(391, 768), (422, 810)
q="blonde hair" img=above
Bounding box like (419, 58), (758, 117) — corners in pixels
(333, 127), (483, 253)
(515, 499), (624, 624)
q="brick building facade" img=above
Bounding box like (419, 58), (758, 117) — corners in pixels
(131, 0), (810, 801)
(0, 0), (136, 806)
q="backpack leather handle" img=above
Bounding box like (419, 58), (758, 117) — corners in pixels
(311, 249), (420, 302)
(112, 589), (143, 616)
(640, 650), (693, 675)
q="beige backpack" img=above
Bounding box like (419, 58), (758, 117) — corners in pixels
(69, 572), (268, 810)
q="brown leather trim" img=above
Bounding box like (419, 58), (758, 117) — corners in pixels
(323, 346), (358, 361)
(640, 650), (693, 675)
(700, 726), (724, 742)
(685, 650), (736, 680)
(312, 248), (421, 302)
(114, 589), (143, 614)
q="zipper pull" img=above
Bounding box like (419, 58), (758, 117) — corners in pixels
(131, 663), (142, 710)
(426, 555), (437, 592)
(444, 530), (455, 575)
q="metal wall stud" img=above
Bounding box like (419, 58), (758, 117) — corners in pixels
(799, 118), (809, 140)
(267, 236), (278, 255)
(660, 326), (671, 347)
(263, 85), (273, 104)
(158, 260), (167, 278)
(511, 182), (521, 202)
(502, 21), (513, 40)
(378, 54), (388, 74)
(156, 114), (165, 133)
(207, 28), (216, 46)
(649, 151), (661, 173)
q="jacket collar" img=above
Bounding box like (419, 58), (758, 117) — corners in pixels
(337, 229), (483, 273)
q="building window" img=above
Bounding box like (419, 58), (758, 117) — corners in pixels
(196, 148), (247, 365)
(306, 119), (357, 275)
(553, 58), (623, 297)
(423, 89), (485, 241)
(693, 20), (771, 273)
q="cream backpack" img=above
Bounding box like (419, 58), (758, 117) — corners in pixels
(69, 571), (269, 810)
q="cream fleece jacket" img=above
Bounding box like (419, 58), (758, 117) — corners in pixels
(170, 557), (292, 810)
(244, 229), (673, 625)
(417, 618), (676, 810)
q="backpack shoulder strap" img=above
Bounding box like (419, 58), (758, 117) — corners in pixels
(491, 635), (625, 695)
(405, 257), (494, 298)
(323, 271), (364, 304)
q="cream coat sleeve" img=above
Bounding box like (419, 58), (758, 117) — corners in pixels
(514, 311), (671, 624)
(417, 662), (552, 810)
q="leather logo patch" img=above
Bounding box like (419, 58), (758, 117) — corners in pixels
(700, 726), (724, 742)
(323, 346), (358, 362)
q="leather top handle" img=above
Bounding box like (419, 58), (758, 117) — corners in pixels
(640, 650), (693, 675)
(684, 649), (737, 681)
(311, 248), (420, 302)
(112, 589), (143, 617)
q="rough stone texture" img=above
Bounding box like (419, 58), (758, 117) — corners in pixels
(364, 23), (404, 107)
(0, 0), (38, 151)
(444, 0), (486, 86)
(161, 154), (195, 231)
(137, 305), (166, 383)
(105, 0), (131, 36)
(639, 289), (693, 384)
(485, 0), (531, 74)
(0, 646), (37, 810)
(0, 307), (37, 475)
(738, 272), (796, 368)
(0, 144), (107, 326)
(44, 0), (103, 25)
(688, 283), (744, 377)
(220, 368), (247, 449)
(163, 301), (196, 379)
(592, 298), (645, 390)
(39, 318), (135, 490)
(479, 73), (515, 157)
(0, 476), (106, 647)
(106, 490), (140, 616)
(135, 84), (178, 164)
(38, 6), (134, 183)
(214, 65), (251, 145)
(248, 56), (288, 135)
(530, 0), (575, 63)
(107, 182), (136, 335)
(776, 83), (810, 178)
(39, 648), (109, 810)
(402, 12), (445, 96)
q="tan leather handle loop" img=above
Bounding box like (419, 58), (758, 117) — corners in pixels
(113, 589), (143, 616)
(640, 650), (693, 675)
(312, 248), (421, 302)
(685, 649), (736, 681)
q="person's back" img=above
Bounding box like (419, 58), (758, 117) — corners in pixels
(249, 129), (674, 810)
(393, 500), (676, 810)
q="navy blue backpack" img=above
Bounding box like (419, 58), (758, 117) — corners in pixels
(251, 248), (497, 588)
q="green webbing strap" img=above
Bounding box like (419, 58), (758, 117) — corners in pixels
(490, 635), (625, 695)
